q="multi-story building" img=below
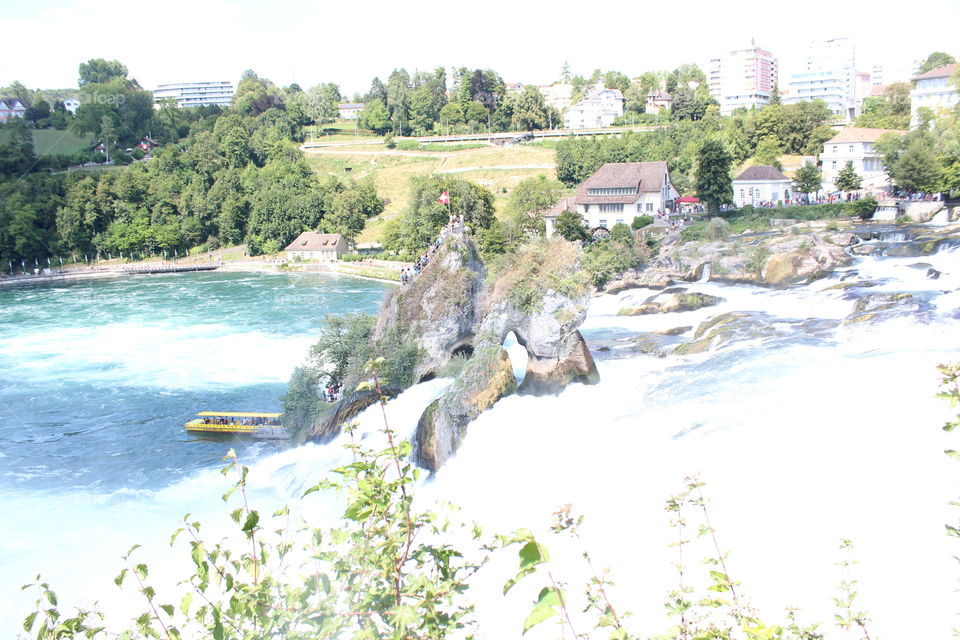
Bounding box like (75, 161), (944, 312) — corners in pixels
(871, 60), (922, 86)
(910, 63), (958, 127)
(153, 81), (235, 109)
(563, 84), (624, 129)
(786, 38), (866, 121)
(540, 82), (573, 115)
(732, 166), (792, 206)
(544, 162), (678, 236)
(708, 43), (778, 115)
(820, 127), (906, 192)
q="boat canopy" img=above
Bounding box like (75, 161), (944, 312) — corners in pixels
(196, 411), (282, 418)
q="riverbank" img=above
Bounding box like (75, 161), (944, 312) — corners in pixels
(0, 258), (405, 287)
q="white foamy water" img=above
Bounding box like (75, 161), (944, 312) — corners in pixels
(4, 255), (960, 639)
(1, 321), (314, 389)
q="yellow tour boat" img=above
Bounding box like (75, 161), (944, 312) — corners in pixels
(185, 411), (290, 439)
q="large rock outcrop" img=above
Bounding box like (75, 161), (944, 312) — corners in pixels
(309, 231), (600, 470)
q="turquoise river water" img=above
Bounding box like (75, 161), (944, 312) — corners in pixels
(2, 245), (960, 639)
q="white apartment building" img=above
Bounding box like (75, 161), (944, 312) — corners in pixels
(821, 127), (906, 192)
(871, 60), (922, 86)
(153, 81), (235, 108)
(708, 43), (778, 115)
(563, 84), (624, 129)
(786, 38), (866, 121)
(910, 63), (958, 127)
(544, 162), (678, 236)
(540, 82), (573, 115)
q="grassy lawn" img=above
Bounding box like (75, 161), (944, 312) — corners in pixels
(306, 144), (558, 244)
(0, 127), (92, 156)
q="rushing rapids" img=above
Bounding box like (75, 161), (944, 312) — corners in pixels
(1, 230), (958, 638)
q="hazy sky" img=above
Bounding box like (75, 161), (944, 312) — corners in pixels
(4, 0), (959, 96)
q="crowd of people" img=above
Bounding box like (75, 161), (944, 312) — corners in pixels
(400, 213), (464, 285)
(323, 382), (343, 403)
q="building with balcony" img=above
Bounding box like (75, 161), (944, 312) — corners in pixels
(153, 81), (235, 109)
(910, 63), (958, 127)
(785, 38), (868, 121)
(820, 127), (906, 192)
(708, 43), (778, 115)
(563, 84), (624, 129)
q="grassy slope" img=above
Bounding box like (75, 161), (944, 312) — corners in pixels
(0, 127), (92, 156)
(305, 145), (557, 243)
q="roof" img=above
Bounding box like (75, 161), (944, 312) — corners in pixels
(912, 63), (958, 81)
(338, 103), (365, 109)
(734, 165), (790, 182)
(284, 232), (344, 251)
(576, 162), (670, 205)
(869, 84), (887, 97)
(825, 127), (907, 144)
(197, 411), (282, 418)
(648, 90), (672, 100)
(675, 195), (700, 203)
(544, 196), (577, 219)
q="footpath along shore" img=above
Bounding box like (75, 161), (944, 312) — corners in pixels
(0, 257), (405, 287)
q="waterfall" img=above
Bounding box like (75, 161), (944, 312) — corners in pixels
(697, 262), (712, 282)
(872, 205), (898, 221)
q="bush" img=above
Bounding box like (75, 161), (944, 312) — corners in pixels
(705, 217), (731, 241)
(113, 151), (132, 165)
(340, 253), (365, 262)
(261, 238), (281, 255)
(609, 222), (633, 243)
(845, 195), (878, 220)
(582, 238), (642, 287)
(384, 133), (396, 149)
(631, 215), (654, 229)
(131, 148), (146, 160)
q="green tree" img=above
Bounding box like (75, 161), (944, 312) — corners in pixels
(834, 161), (863, 193)
(919, 52), (957, 74)
(408, 85), (438, 135)
(505, 174), (565, 236)
(554, 209), (590, 242)
(364, 77), (387, 106)
(386, 69), (411, 135)
(509, 85), (550, 131)
(695, 139), (733, 215)
(892, 138), (942, 193)
(754, 136), (783, 170)
(78, 59), (128, 86)
(438, 102), (465, 129)
(233, 70), (285, 117)
(792, 161), (822, 201)
(358, 100), (390, 135)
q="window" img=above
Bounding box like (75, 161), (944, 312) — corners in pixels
(599, 203), (623, 212)
(587, 187), (638, 196)
(848, 145), (854, 153)
(637, 203), (643, 212)
(645, 203), (653, 212)
(740, 189), (745, 200)
(831, 161), (837, 170)
(599, 219), (608, 228)
(832, 146), (838, 154)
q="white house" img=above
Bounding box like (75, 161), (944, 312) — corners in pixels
(563, 84), (624, 129)
(0, 98), (28, 123)
(544, 162), (678, 236)
(732, 165), (792, 207)
(645, 90), (672, 115)
(820, 127), (906, 193)
(338, 103), (365, 120)
(540, 82), (574, 114)
(284, 232), (348, 262)
(62, 97), (80, 114)
(910, 63), (958, 128)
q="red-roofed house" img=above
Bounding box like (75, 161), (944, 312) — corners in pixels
(284, 232), (348, 262)
(821, 127), (906, 192)
(910, 63), (958, 128)
(544, 162), (678, 236)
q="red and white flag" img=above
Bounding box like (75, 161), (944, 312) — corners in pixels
(438, 190), (450, 205)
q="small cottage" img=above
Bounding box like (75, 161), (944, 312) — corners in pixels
(732, 165), (792, 207)
(284, 232), (347, 262)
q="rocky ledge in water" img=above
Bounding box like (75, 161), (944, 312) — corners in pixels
(601, 228), (859, 292)
(307, 231), (600, 471)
